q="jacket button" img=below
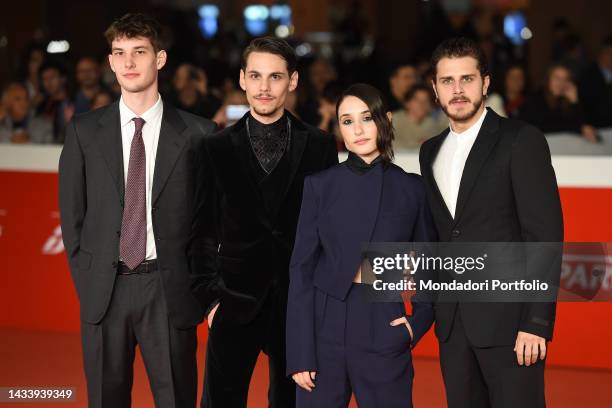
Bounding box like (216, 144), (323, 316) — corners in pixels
(451, 229), (461, 238)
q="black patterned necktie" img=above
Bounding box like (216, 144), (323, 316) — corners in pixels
(120, 117), (146, 270)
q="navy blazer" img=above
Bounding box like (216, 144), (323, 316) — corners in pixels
(286, 160), (437, 375)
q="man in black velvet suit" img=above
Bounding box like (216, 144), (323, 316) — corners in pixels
(419, 38), (563, 408)
(191, 37), (338, 407)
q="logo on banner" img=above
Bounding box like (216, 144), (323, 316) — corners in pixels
(42, 225), (64, 255)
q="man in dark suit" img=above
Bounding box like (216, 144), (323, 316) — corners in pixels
(191, 37), (338, 407)
(59, 14), (216, 407)
(419, 38), (564, 408)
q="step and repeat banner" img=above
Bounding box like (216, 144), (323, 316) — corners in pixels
(1, 145), (611, 369)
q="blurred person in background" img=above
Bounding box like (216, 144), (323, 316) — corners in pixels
(316, 80), (344, 150)
(0, 82), (52, 144)
(90, 89), (114, 110)
(37, 61), (74, 143)
(17, 44), (46, 109)
(169, 63), (222, 119)
(386, 62), (418, 111)
(502, 64), (528, 118)
(74, 57), (104, 114)
(298, 58), (337, 125)
(520, 64), (597, 141)
(579, 36), (612, 128)
(211, 88), (248, 128)
(392, 84), (446, 150)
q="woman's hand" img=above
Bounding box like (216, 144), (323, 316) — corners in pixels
(390, 316), (414, 341)
(292, 371), (317, 392)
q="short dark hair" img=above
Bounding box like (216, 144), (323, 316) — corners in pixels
(336, 83), (395, 163)
(241, 37), (297, 75)
(431, 37), (489, 79)
(104, 13), (163, 52)
(403, 84), (434, 104)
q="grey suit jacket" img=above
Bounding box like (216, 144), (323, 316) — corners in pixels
(59, 100), (216, 328)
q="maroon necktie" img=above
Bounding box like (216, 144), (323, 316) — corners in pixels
(120, 117), (146, 270)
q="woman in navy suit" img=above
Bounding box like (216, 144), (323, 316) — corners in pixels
(286, 83), (437, 407)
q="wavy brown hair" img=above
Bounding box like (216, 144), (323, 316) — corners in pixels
(336, 83), (395, 162)
(104, 13), (163, 52)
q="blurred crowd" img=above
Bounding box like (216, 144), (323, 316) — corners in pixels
(1, 13), (611, 150)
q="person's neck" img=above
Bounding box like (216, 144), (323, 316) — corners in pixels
(506, 90), (520, 101)
(250, 107), (284, 125)
(392, 87), (403, 103)
(357, 150), (380, 164)
(450, 105), (486, 134)
(51, 90), (67, 102)
(121, 85), (159, 116)
(82, 85), (101, 98)
(407, 110), (426, 124)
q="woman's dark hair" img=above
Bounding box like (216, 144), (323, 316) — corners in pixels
(241, 36), (297, 75)
(104, 13), (163, 52)
(543, 63), (575, 112)
(336, 83), (394, 162)
(430, 37), (489, 80)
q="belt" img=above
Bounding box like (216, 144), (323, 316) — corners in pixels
(117, 259), (158, 275)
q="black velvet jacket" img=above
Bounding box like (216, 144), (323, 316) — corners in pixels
(191, 110), (338, 323)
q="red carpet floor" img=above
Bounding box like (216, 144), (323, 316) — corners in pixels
(0, 329), (610, 407)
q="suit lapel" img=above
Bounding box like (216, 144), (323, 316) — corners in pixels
(96, 102), (124, 201)
(273, 112), (308, 216)
(228, 115), (271, 226)
(424, 129), (454, 223)
(453, 109), (501, 221)
(152, 103), (187, 205)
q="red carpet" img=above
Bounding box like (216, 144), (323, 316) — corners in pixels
(1, 329), (610, 407)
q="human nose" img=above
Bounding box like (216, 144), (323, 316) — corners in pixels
(124, 54), (135, 69)
(353, 121), (364, 136)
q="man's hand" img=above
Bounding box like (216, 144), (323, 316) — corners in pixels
(581, 125), (598, 143)
(292, 371), (316, 392)
(207, 303), (220, 329)
(390, 316), (414, 341)
(514, 331), (547, 366)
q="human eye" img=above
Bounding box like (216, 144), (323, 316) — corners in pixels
(462, 76), (473, 83)
(363, 115), (373, 122)
(341, 118), (353, 126)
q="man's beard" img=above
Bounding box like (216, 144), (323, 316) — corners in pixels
(440, 94), (484, 122)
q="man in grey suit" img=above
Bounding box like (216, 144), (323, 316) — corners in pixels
(59, 13), (215, 407)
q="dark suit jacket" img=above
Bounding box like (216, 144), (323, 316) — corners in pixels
(190, 111), (338, 324)
(579, 63), (612, 128)
(419, 108), (564, 347)
(59, 100), (216, 329)
(286, 162), (437, 375)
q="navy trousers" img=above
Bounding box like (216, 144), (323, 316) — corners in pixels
(297, 283), (414, 408)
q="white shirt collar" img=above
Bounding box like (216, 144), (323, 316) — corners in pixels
(119, 94), (163, 127)
(448, 107), (488, 141)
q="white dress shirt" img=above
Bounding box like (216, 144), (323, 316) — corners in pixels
(119, 94), (163, 260)
(433, 108), (488, 218)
